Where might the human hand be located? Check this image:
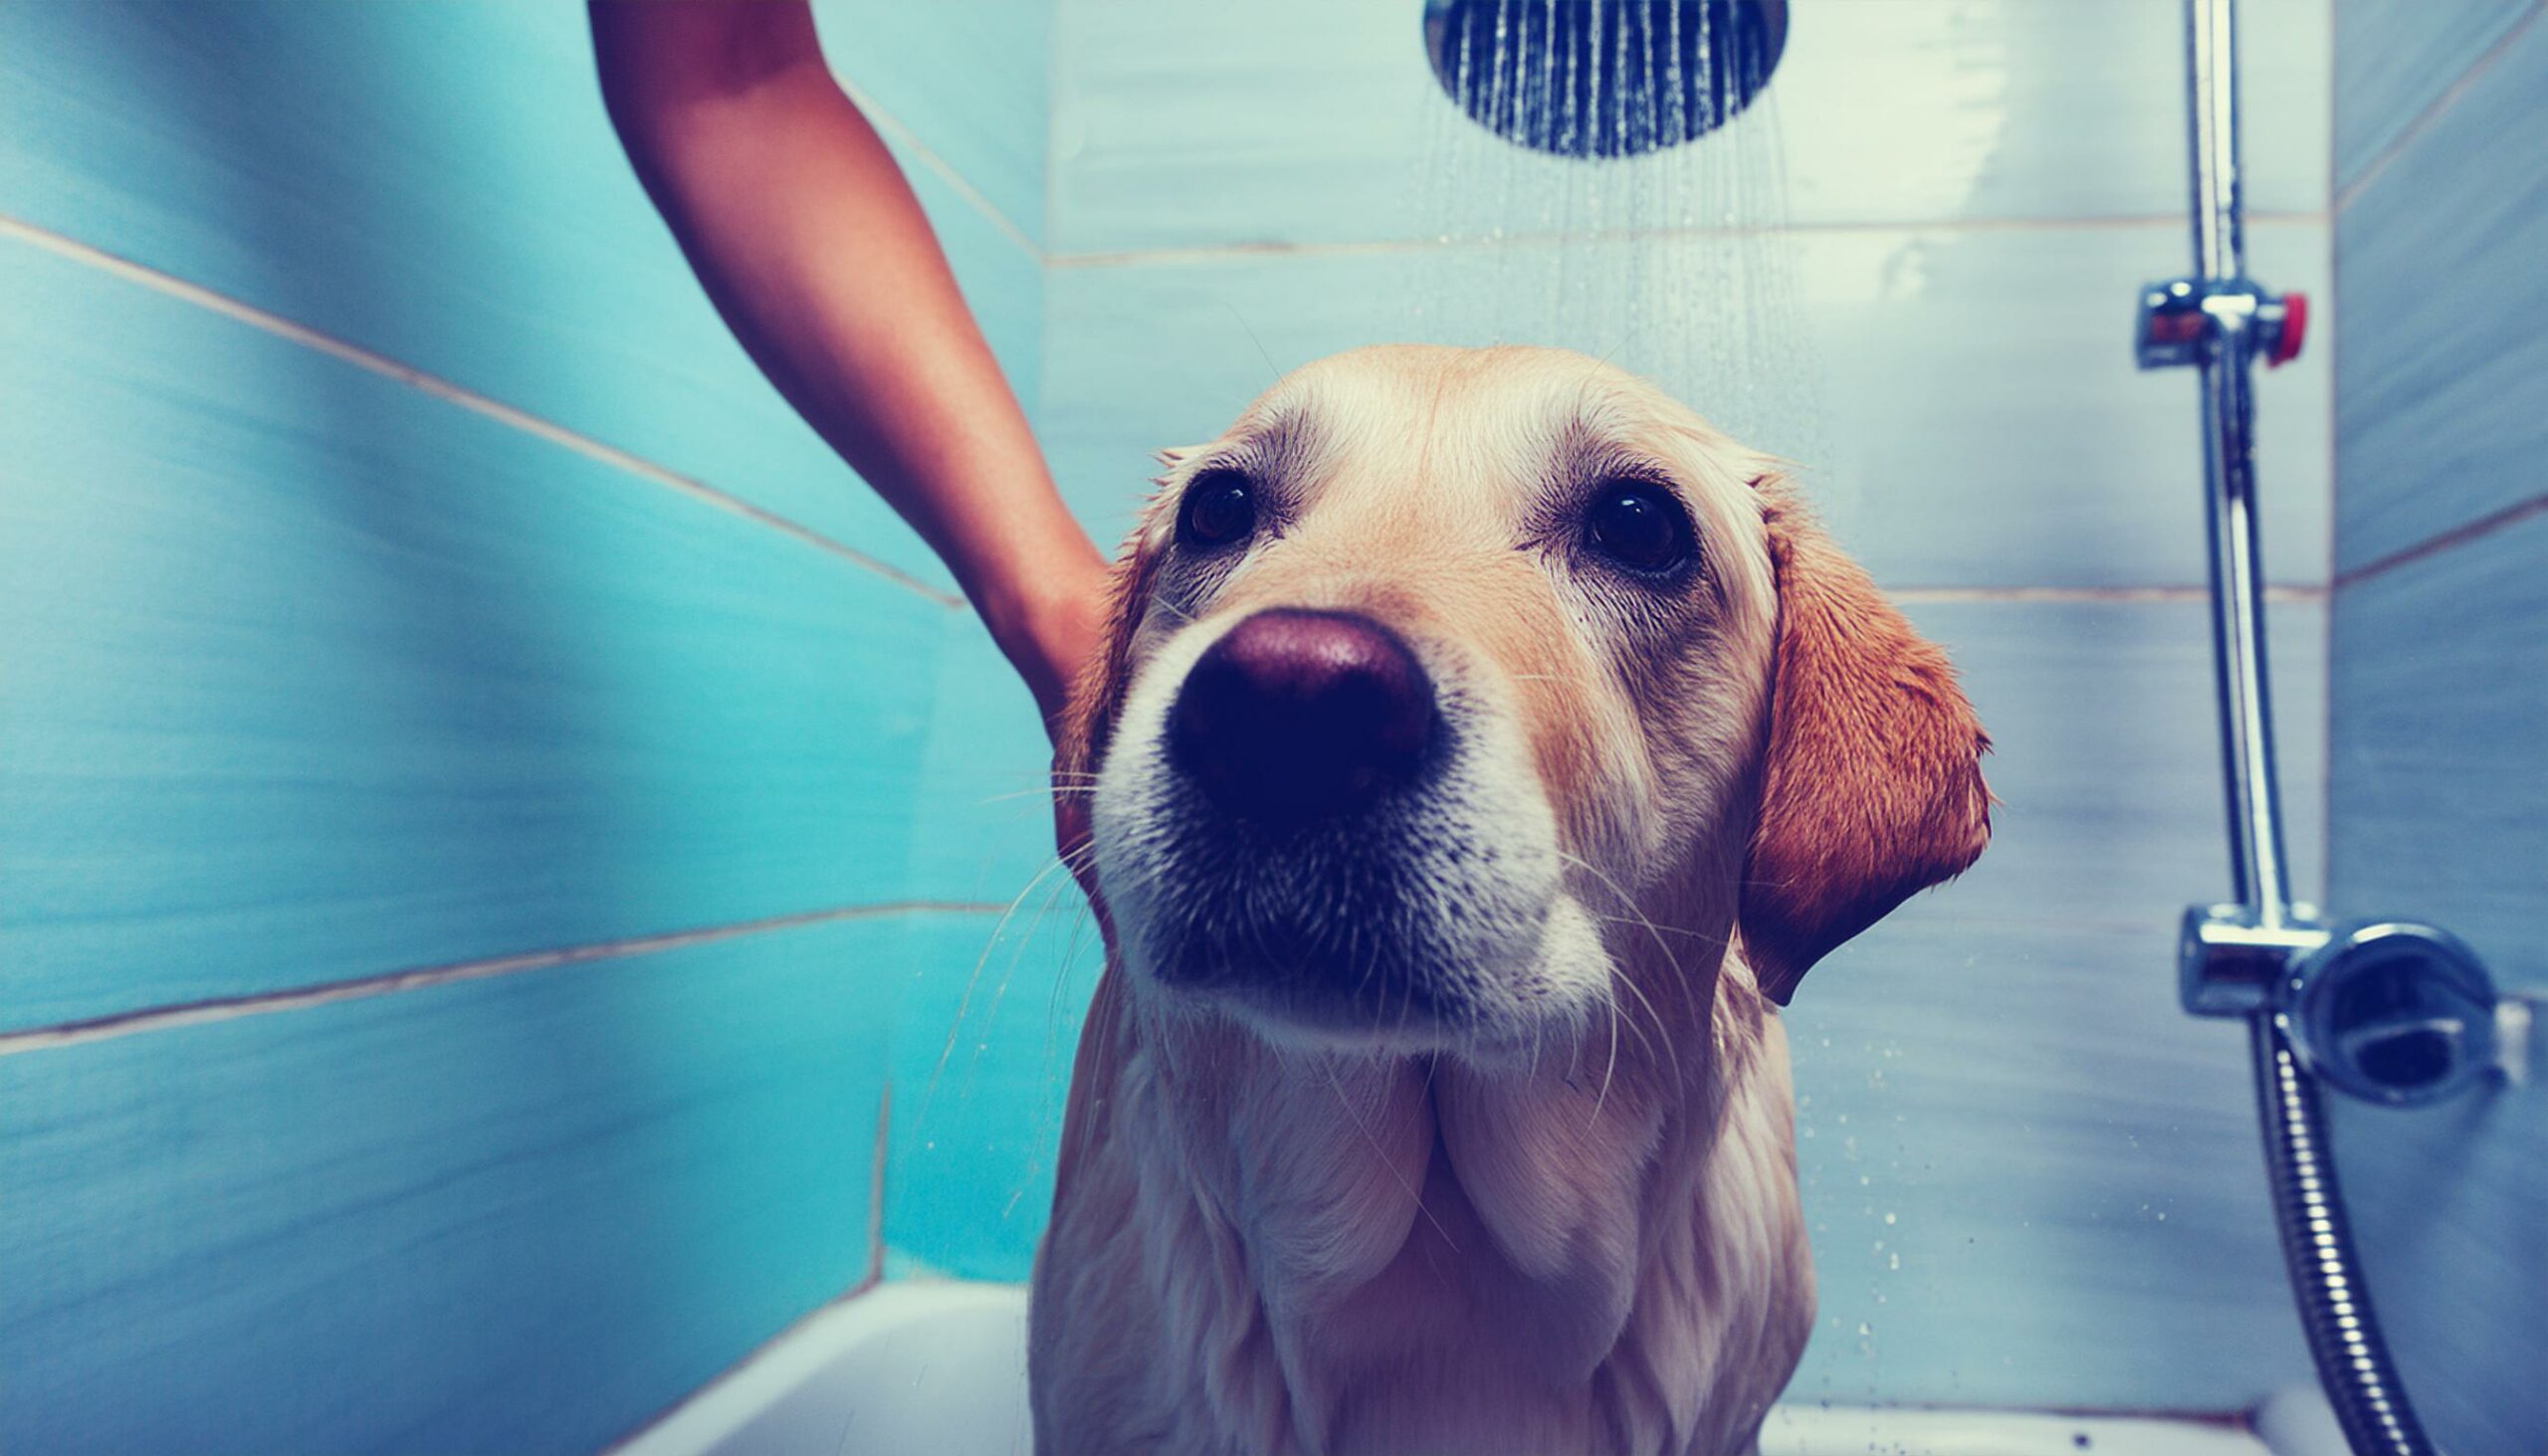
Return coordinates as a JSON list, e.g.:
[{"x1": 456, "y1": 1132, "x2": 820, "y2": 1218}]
[{"x1": 978, "y1": 557, "x2": 1109, "y2": 893}]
